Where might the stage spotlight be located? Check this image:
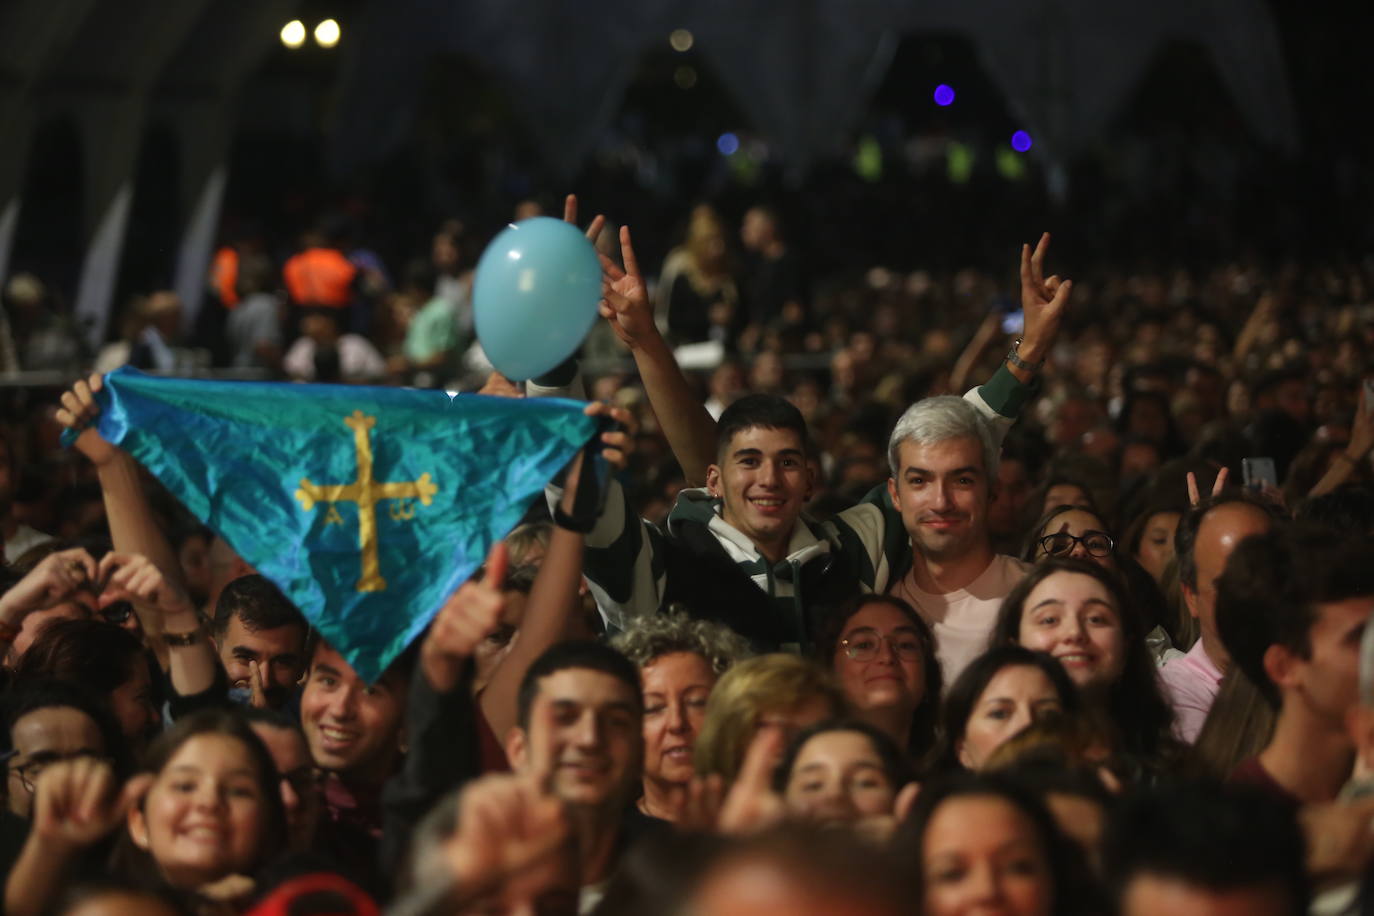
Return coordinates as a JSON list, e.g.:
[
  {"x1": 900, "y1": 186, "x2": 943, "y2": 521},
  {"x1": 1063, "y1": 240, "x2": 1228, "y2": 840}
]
[
  {"x1": 314, "y1": 19, "x2": 341, "y2": 48},
  {"x1": 280, "y1": 20, "x2": 306, "y2": 49},
  {"x1": 670, "y1": 29, "x2": 694, "y2": 52},
  {"x1": 1011, "y1": 130, "x2": 1033, "y2": 152},
  {"x1": 717, "y1": 132, "x2": 740, "y2": 155},
  {"x1": 933, "y1": 84, "x2": 955, "y2": 106}
]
